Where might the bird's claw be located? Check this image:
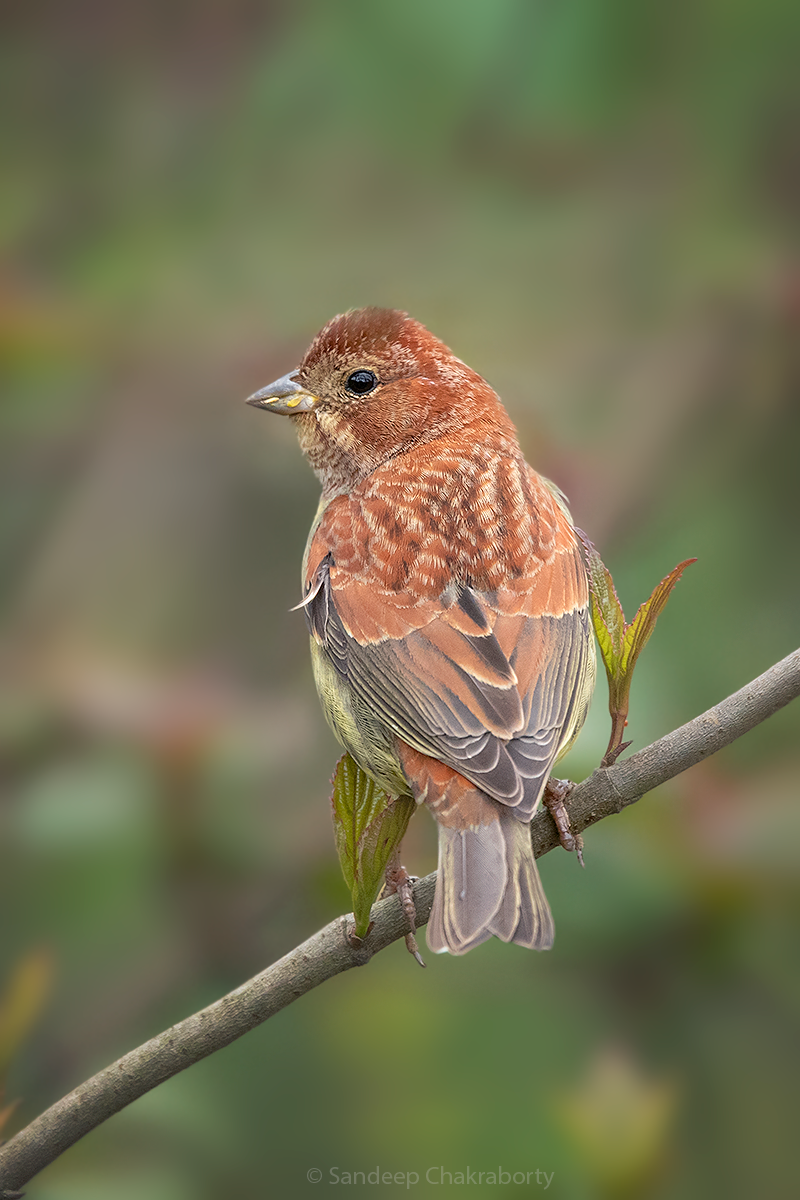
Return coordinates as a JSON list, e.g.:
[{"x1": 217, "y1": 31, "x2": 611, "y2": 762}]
[
  {"x1": 384, "y1": 859, "x2": 426, "y2": 967},
  {"x1": 543, "y1": 777, "x2": 585, "y2": 867}
]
